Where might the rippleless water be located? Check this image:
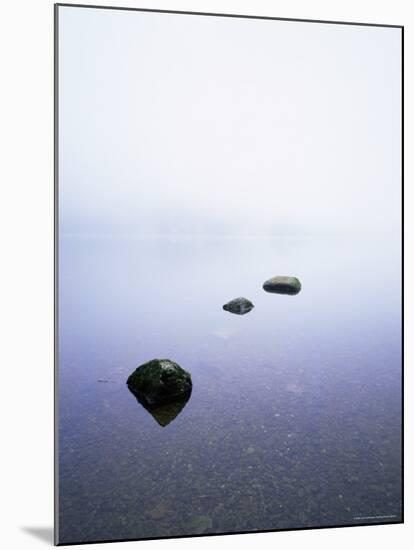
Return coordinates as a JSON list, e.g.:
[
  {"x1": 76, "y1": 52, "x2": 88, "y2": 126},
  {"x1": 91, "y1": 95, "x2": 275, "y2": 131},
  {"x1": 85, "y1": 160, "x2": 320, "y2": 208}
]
[{"x1": 58, "y1": 236, "x2": 402, "y2": 543}]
